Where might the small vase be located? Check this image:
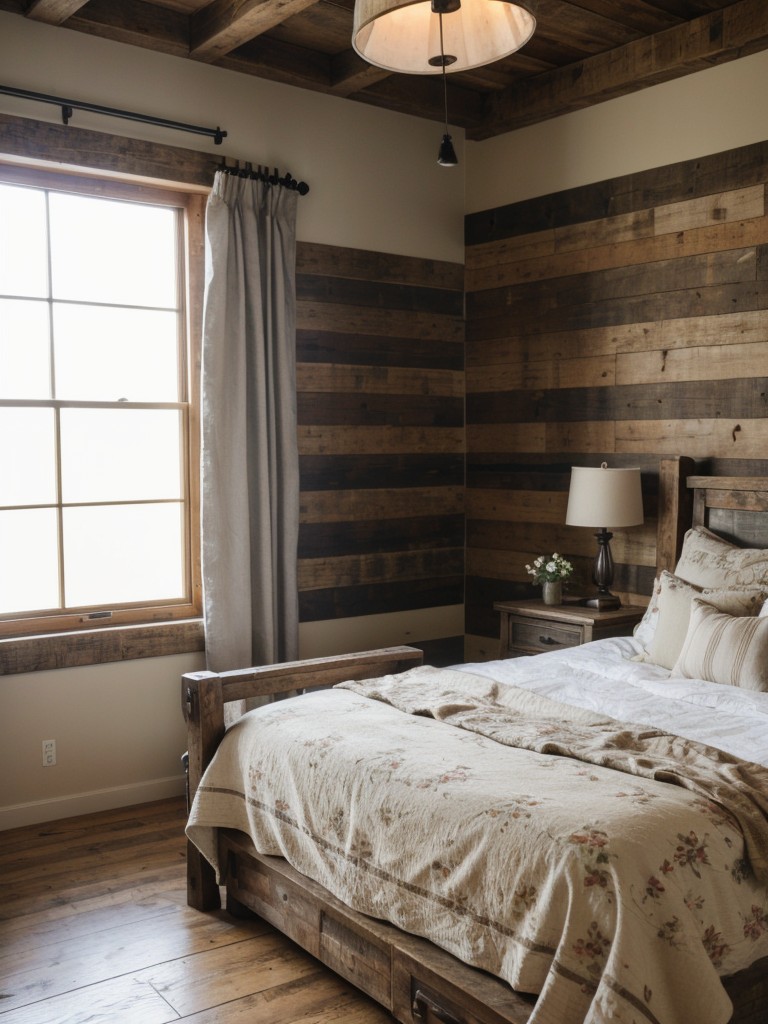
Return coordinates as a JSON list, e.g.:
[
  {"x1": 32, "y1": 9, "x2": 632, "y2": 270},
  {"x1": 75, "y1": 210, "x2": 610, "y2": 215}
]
[{"x1": 542, "y1": 581, "x2": 562, "y2": 606}]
